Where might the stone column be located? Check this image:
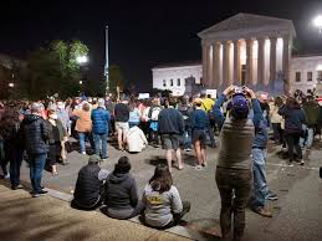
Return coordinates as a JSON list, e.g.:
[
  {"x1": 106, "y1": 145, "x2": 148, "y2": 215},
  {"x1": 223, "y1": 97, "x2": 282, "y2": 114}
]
[
  {"x1": 245, "y1": 38, "x2": 253, "y2": 86},
  {"x1": 282, "y1": 35, "x2": 291, "y2": 88},
  {"x1": 257, "y1": 37, "x2": 266, "y2": 87},
  {"x1": 233, "y1": 39, "x2": 241, "y2": 85},
  {"x1": 202, "y1": 44, "x2": 210, "y2": 86},
  {"x1": 269, "y1": 37, "x2": 277, "y2": 90},
  {"x1": 212, "y1": 41, "x2": 221, "y2": 89},
  {"x1": 222, "y1": 41, "x2": 231, "y2": 88}
]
